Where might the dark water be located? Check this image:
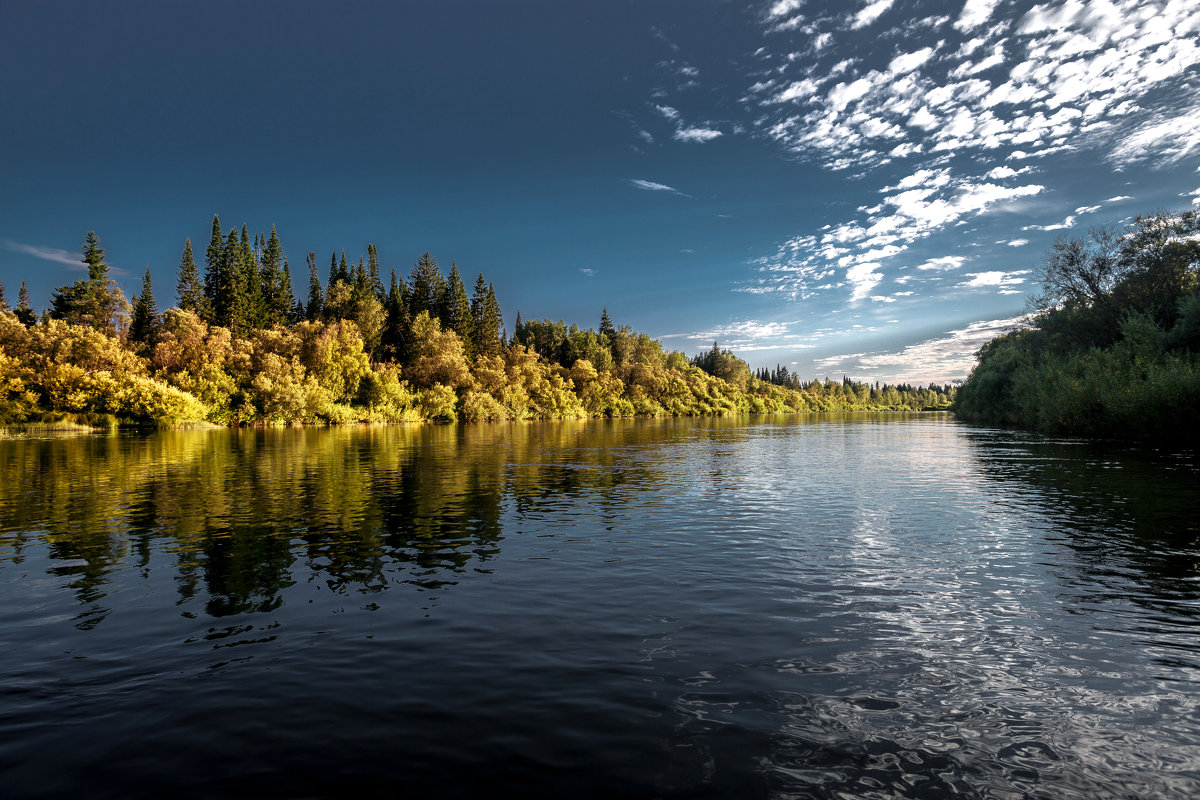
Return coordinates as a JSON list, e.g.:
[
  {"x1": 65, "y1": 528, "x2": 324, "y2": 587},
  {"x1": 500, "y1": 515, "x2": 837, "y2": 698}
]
[{"x1": 1, "y1": 414, "x2": 1198, "y2": 799}]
